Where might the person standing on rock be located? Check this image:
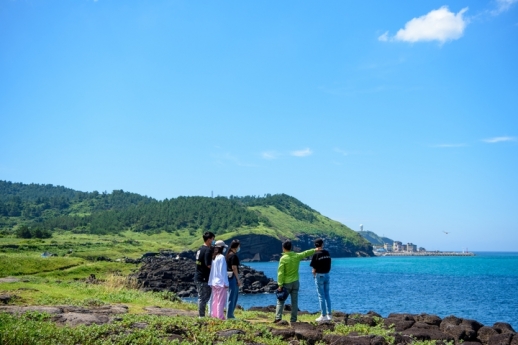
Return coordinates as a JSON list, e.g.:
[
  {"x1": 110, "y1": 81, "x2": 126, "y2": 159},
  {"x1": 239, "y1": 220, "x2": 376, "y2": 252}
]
[
  {"x1": 208, "y1": 240, "x2": 229, "y2": 320},
  {"x1": 310, "y1": 238, "x2": 332, "y2": 322},
  {"x1": 274, "y1": 240, "x2": 316, "y2": 323},
  {"x1": 225, "y1": 239, "x2": 242, "y2": 319},
  {"x1": 194, "y1": 231, "x2": 215, "y2": 317}
]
